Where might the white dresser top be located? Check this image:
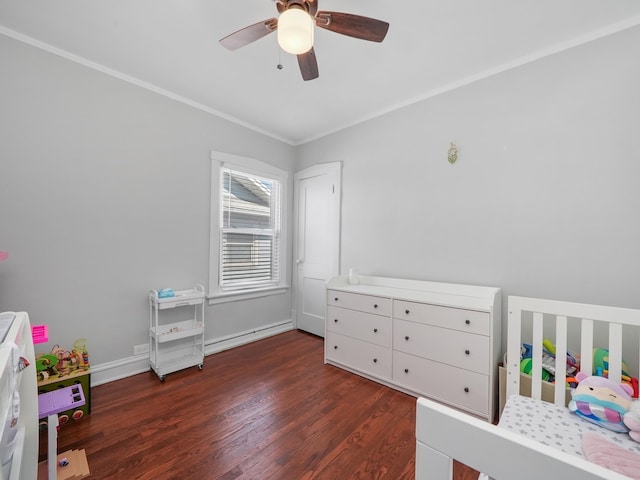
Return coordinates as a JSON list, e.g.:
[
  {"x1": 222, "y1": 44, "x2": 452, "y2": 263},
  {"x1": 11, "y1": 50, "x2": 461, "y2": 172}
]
[{"x1": 326, "y1": 275, "x2": 501, "y2": 312}]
